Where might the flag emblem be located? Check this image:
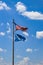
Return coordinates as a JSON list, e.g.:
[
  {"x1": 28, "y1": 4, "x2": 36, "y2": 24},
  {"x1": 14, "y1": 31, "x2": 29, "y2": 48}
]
[
  {"x1": 14, "y1": 22, "x2": 28, "y2": 31},
  {"x1": 15, "y1": 34, "x2": 26, "y2": 42}
]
